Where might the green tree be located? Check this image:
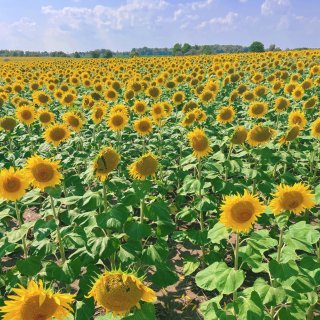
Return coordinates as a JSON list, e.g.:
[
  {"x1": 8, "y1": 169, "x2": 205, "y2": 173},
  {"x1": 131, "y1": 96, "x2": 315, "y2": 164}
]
[
  {"x1": 172, "y1": 43, "x2": 182, "y2": 56},
  {"x1": 74, "y1": 52, "x2": 81, "y2": 58},
  {"x1": 249, "y1": 41, "x2": 265, "y2": 52},
  {"x1": 182, "y1": 43, "x2": 192, "y2": 54},
  {"x1": 102, "y1": 50, "x2": 113, "y2": 58}
]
